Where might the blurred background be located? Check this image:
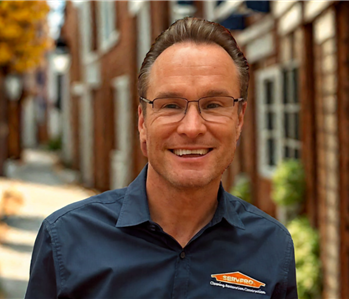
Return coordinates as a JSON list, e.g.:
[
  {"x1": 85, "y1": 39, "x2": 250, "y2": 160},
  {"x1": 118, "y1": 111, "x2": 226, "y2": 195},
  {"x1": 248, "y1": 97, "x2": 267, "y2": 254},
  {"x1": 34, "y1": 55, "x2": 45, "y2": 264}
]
[{"x1": 0, "y1": 1, "x2": 348, "y2": 298}]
